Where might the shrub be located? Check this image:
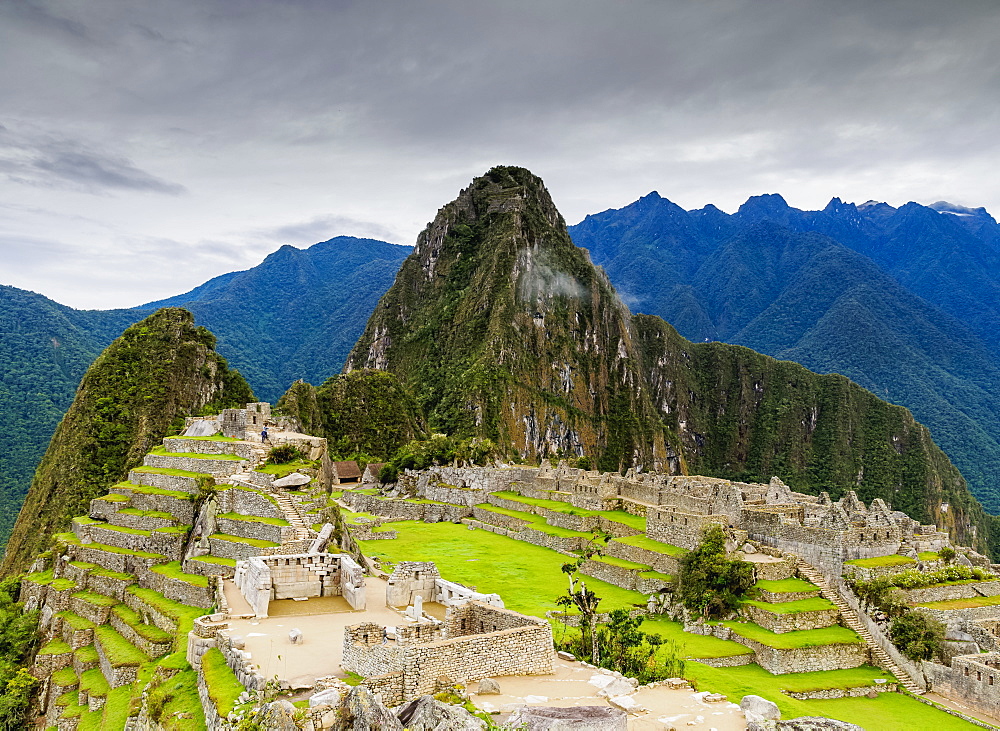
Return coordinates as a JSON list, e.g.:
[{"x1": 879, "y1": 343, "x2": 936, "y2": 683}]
[
  {"x1": 266, "y1": 444, "x2": 303, "y2": 465},
  {"x1": 890, "y1": 611, "x2": 945, "y2": 661},
  {"x1": 939, "y1": 546, "x2": 956, "y2": 565},
  {"x1": 678, "y1": 524, "x2": 754, "y2": 620}
]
